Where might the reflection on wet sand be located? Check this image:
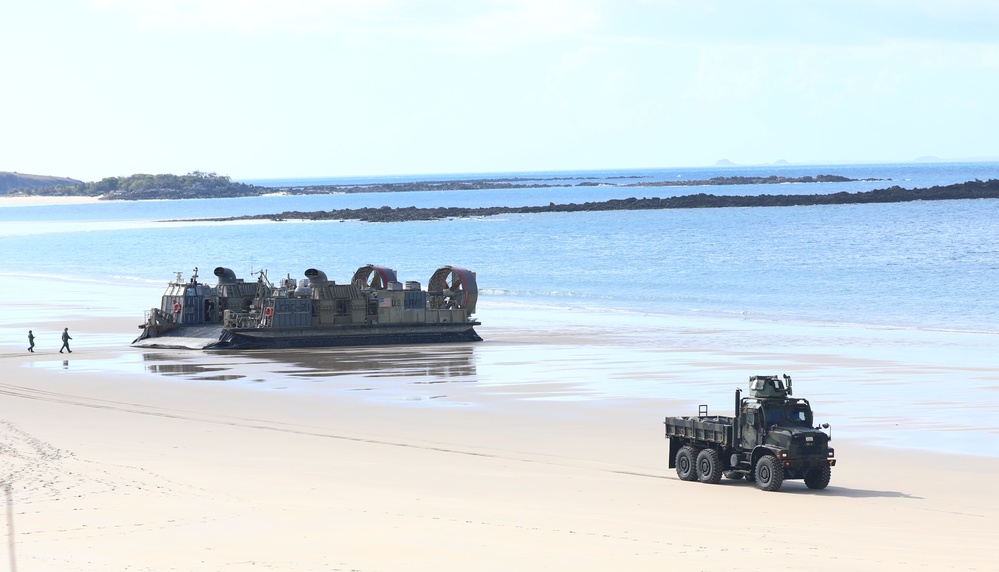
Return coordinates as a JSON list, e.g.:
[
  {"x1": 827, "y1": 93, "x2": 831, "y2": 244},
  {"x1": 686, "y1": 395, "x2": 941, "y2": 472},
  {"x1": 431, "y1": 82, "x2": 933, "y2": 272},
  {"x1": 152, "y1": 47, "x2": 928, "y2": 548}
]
[
  {"x1": 260, "y1": 346, "x2": 477, "y2": 380},
  {"x1": 140, "y1": 345, "x2": 477, "y2": 384},
  {"x1": 142, "y1": 359, "x2": 239, "y2": 379}
]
